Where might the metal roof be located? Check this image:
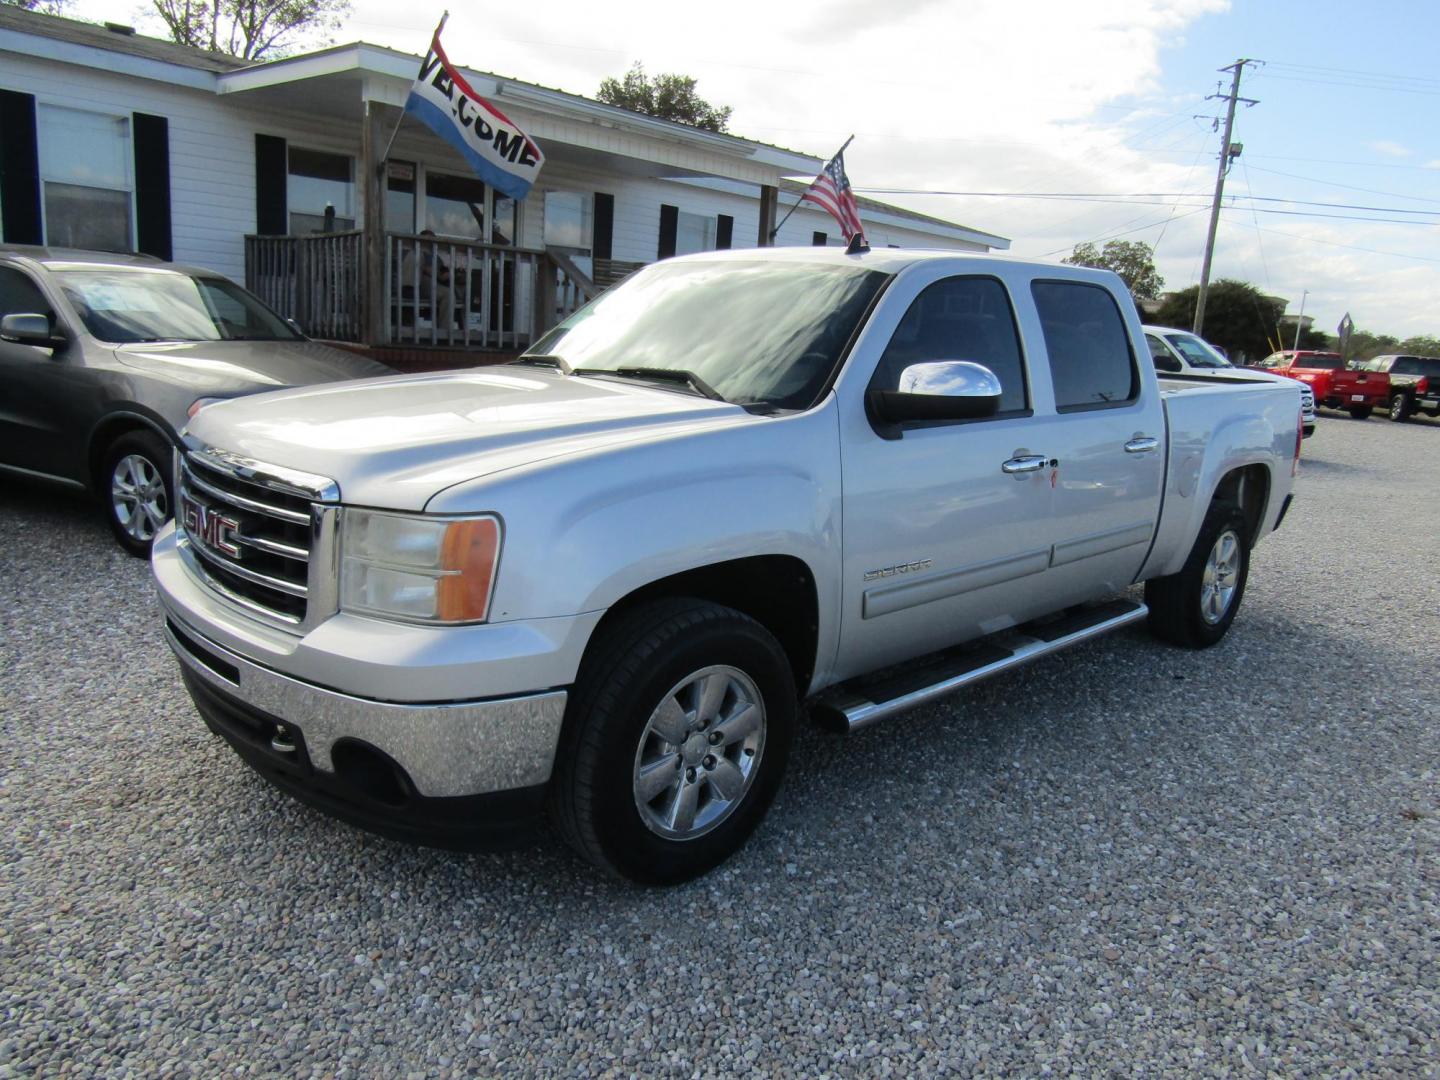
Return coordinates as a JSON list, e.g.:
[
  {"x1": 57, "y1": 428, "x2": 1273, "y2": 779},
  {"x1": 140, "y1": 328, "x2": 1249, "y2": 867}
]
[{"x1": 0, "y1": 6, "x2": 248, "y2": 72}]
